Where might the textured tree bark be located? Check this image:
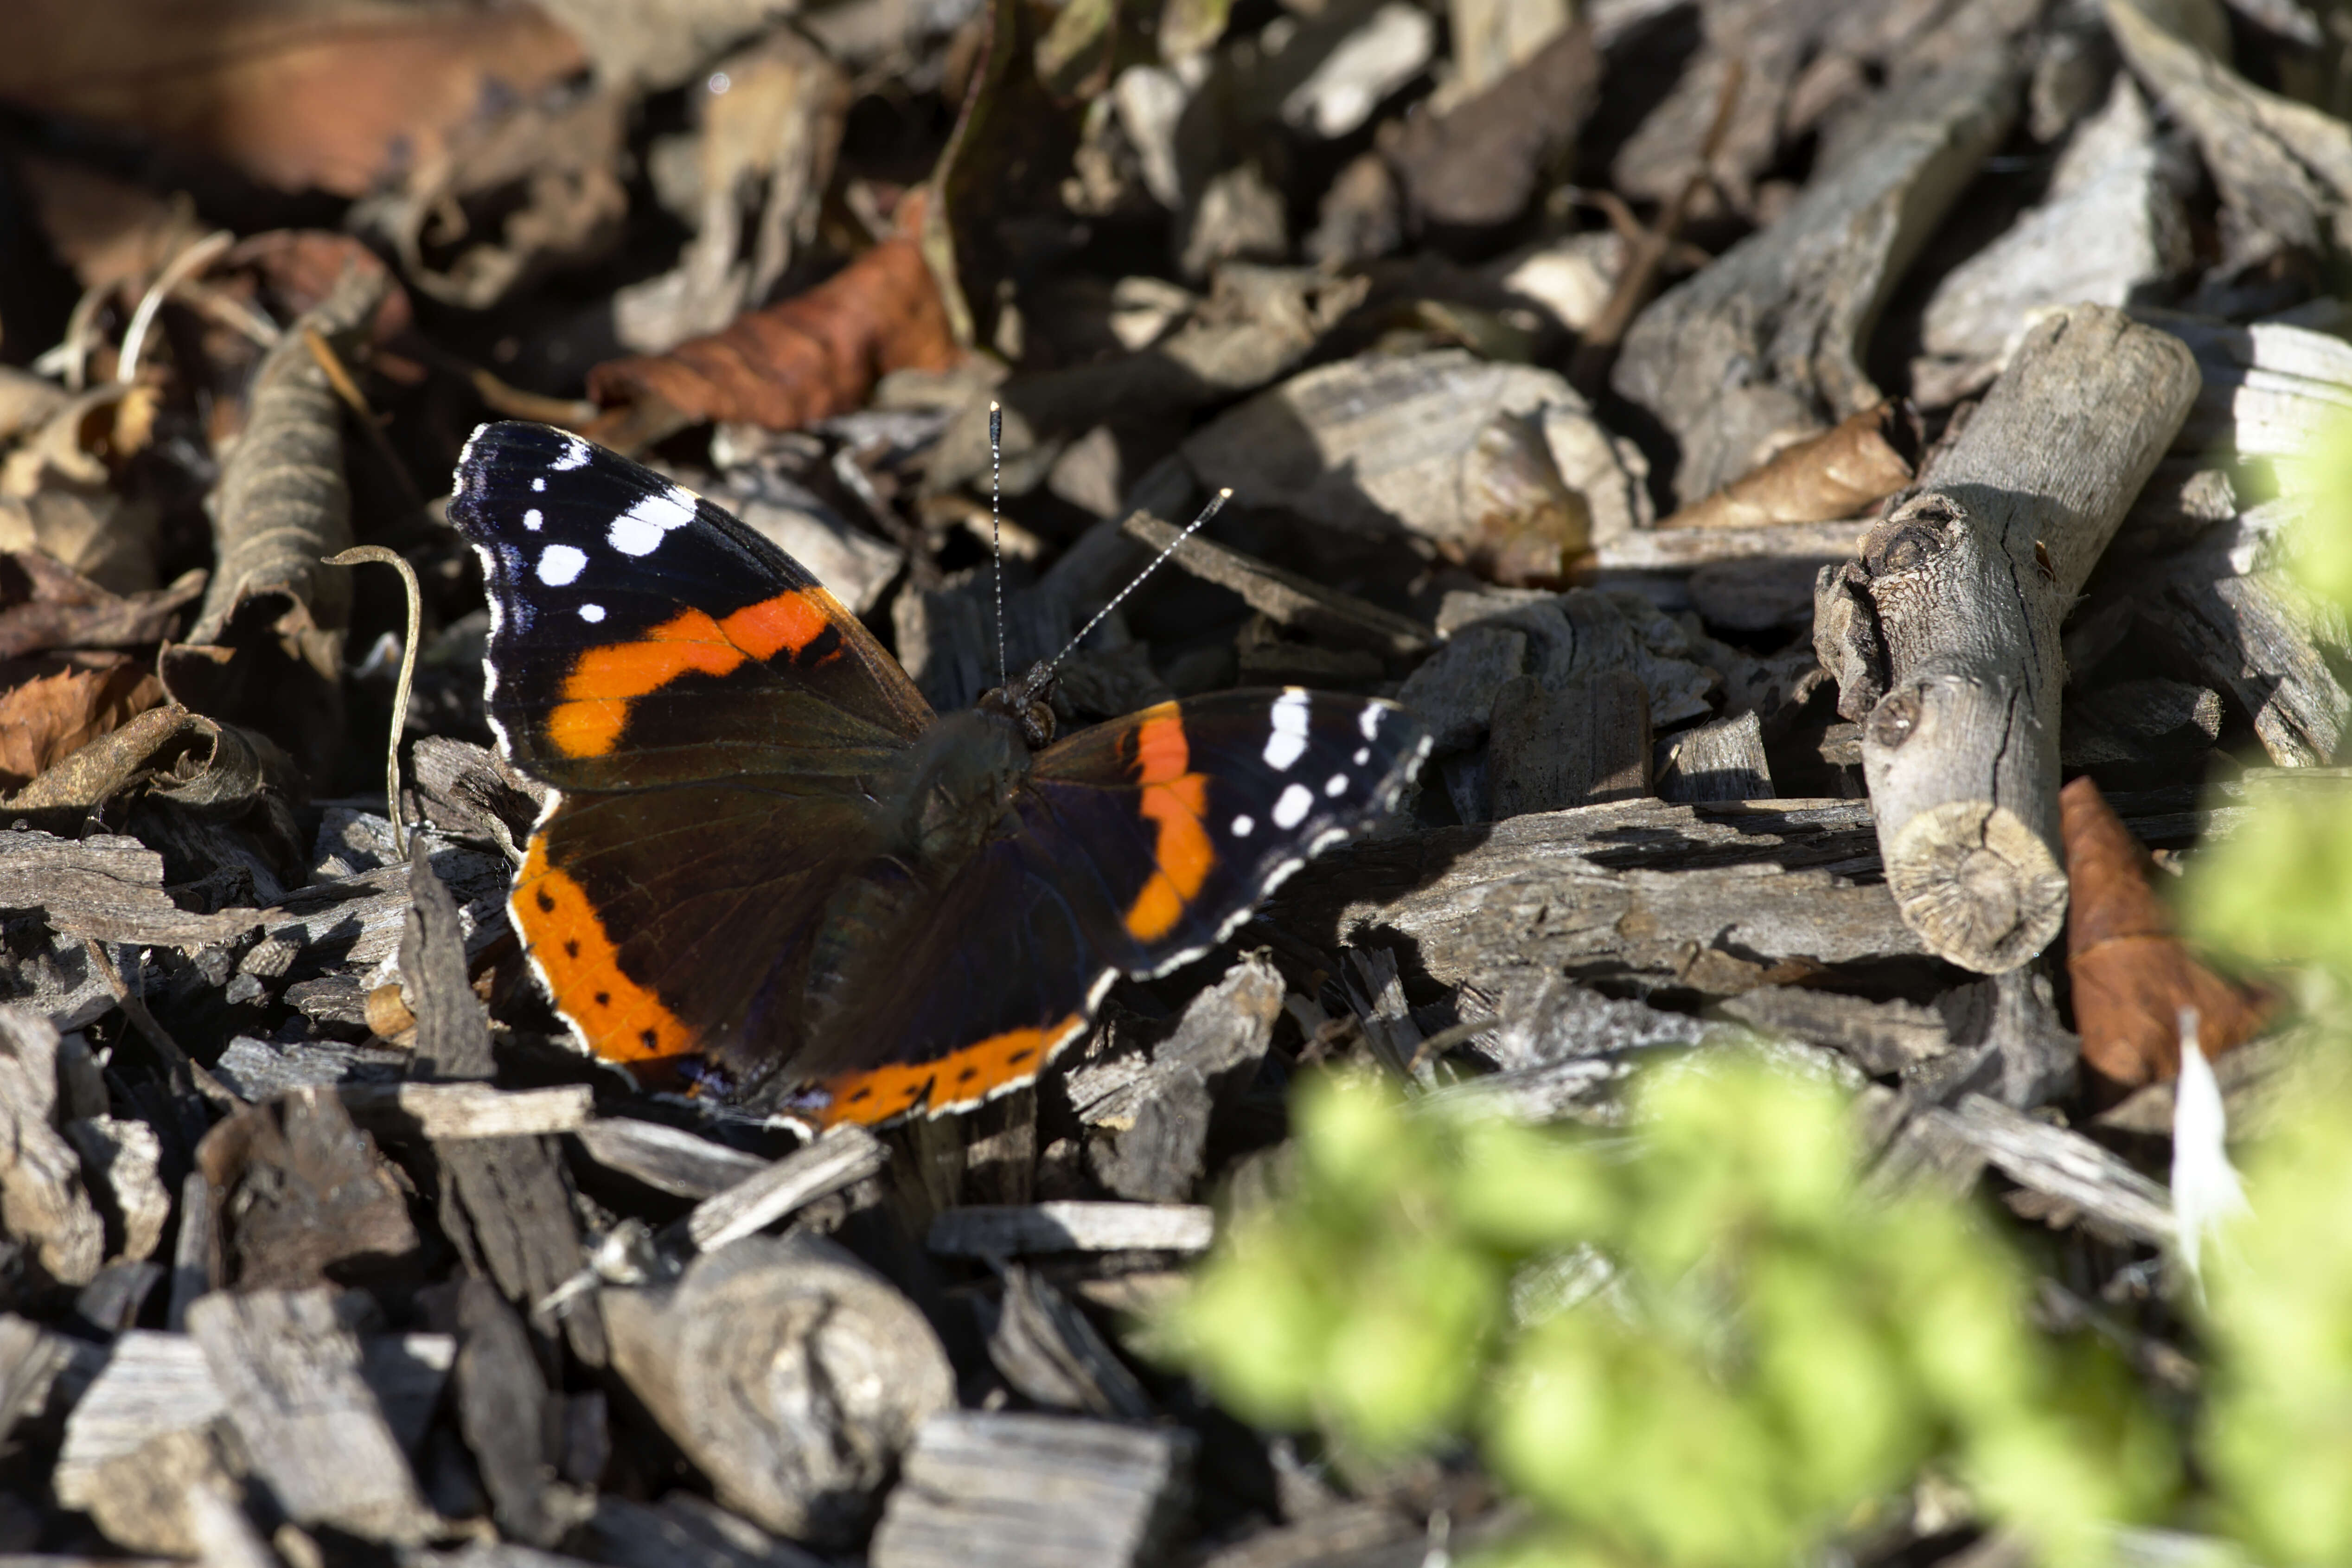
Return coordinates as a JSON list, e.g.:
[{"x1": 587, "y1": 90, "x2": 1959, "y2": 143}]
[{"x1": 1814, "y1": 306, "x2": 2199, "y2": 973}]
